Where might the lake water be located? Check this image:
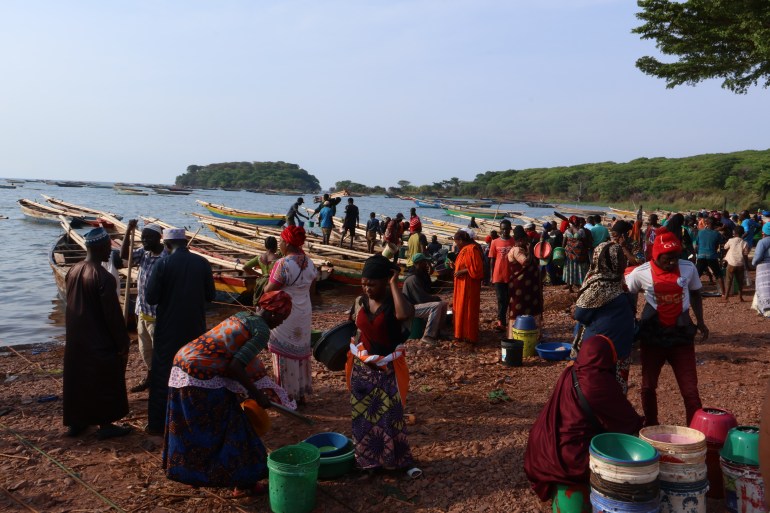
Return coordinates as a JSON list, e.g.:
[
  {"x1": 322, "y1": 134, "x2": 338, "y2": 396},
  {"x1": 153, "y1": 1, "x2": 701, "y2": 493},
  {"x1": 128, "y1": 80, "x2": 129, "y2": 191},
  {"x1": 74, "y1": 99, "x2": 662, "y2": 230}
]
[{"x1": 0, "y1": 182, "x2": 590, "y2": 347}]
